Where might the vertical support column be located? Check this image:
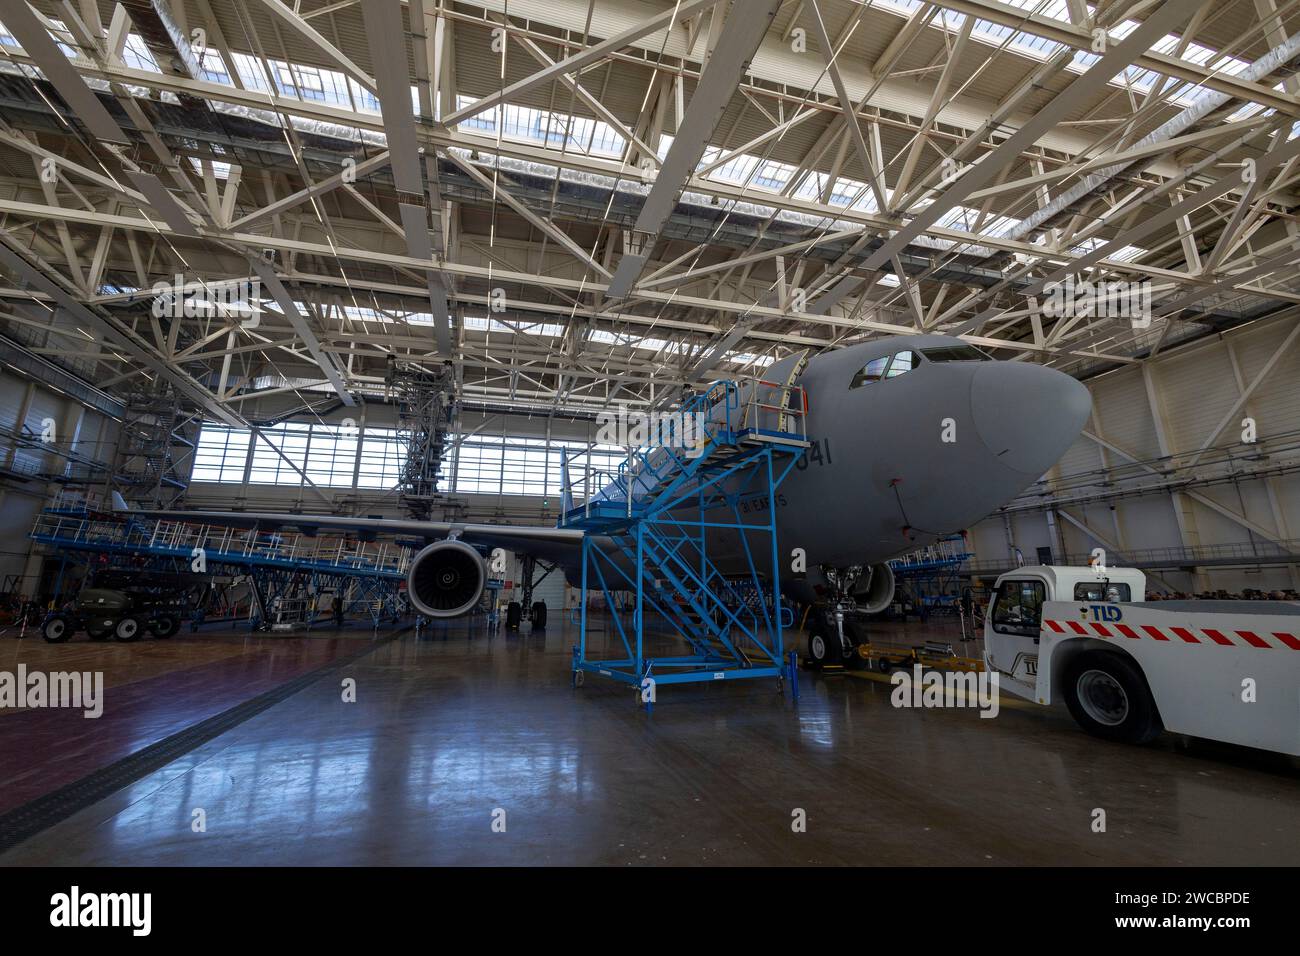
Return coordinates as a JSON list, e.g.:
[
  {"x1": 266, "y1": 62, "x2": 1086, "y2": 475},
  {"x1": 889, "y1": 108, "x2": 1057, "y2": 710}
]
[
  {"x1": 578, "y1": 534, "x2": 589, "y2": 667},
  {"x1": 635, "y1": 522, "x2": 644, "y2": 678},
  {"x1": 766, "y1": 449, "x2": 784, "y2": 660},
  {"x1": 699, "y1": 490, "x2": 707, "y2": 596}
]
